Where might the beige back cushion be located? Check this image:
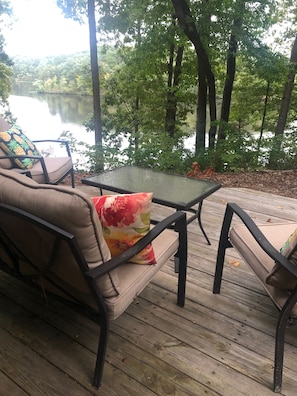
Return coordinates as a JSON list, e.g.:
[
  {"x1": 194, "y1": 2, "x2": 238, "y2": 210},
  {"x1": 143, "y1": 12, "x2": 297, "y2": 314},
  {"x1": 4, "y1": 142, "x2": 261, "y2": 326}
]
[
  {"x1": 0, "y1": 117, "x2": 13, "y2": 169},
  {"x1": 0, "y1": 169, "x2": 120, "y2": 299}
]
